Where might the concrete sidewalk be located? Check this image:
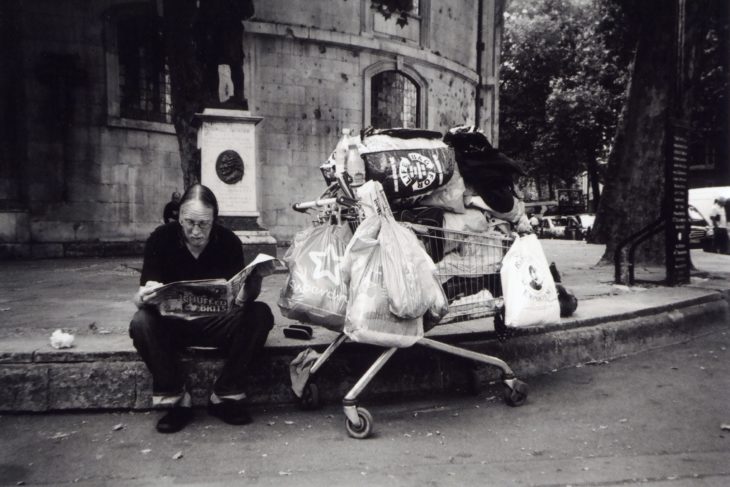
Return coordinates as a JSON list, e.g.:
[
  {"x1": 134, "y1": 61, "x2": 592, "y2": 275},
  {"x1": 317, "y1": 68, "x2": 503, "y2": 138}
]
[{"x1": 1, "y1": 241, "x2": 729, "y2": 412}]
